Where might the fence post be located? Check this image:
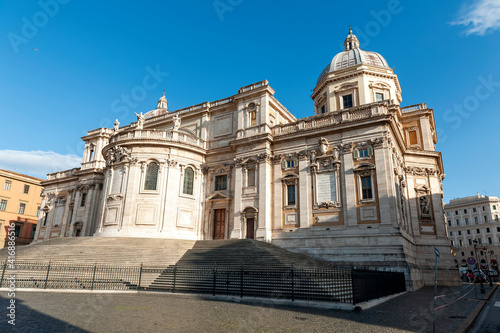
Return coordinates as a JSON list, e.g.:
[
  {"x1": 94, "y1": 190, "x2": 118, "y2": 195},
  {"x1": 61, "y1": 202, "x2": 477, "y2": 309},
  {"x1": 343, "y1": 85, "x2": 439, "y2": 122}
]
[
  {"x1": 351, "y1": 269, "x2": 356, "y2": 305},
  {"x1": 137, "y1": 263, "x2": 143, "y2": 291},
  {"x1": 213, "y1": 266, "x2": 217, "y2": 296},
  {"x1": 173, "y1": 264, "x2": 177, "y2": 293},
  {"x1": 0, "y1": 262, "x2": 7, "y2": 287},
  {"x1": 44, "y1": 262, "x2": 51, "y2": 289},
  {"x1": 291, "y1": 265, "x2": 295, "y2": 302},
  {"x1": 91, "y1": 264, "x2": 97, "y2": 290},
  {"x1": 240, "y1": 265, "x2": 243, "y2": 298}
]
